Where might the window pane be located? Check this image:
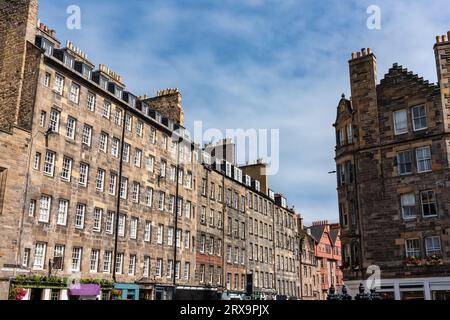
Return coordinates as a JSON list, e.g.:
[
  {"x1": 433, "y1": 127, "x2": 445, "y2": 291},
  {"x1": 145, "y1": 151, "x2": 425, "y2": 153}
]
[{"x1": 394, "y1": 110, "x2": 407, "y2": 135}]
